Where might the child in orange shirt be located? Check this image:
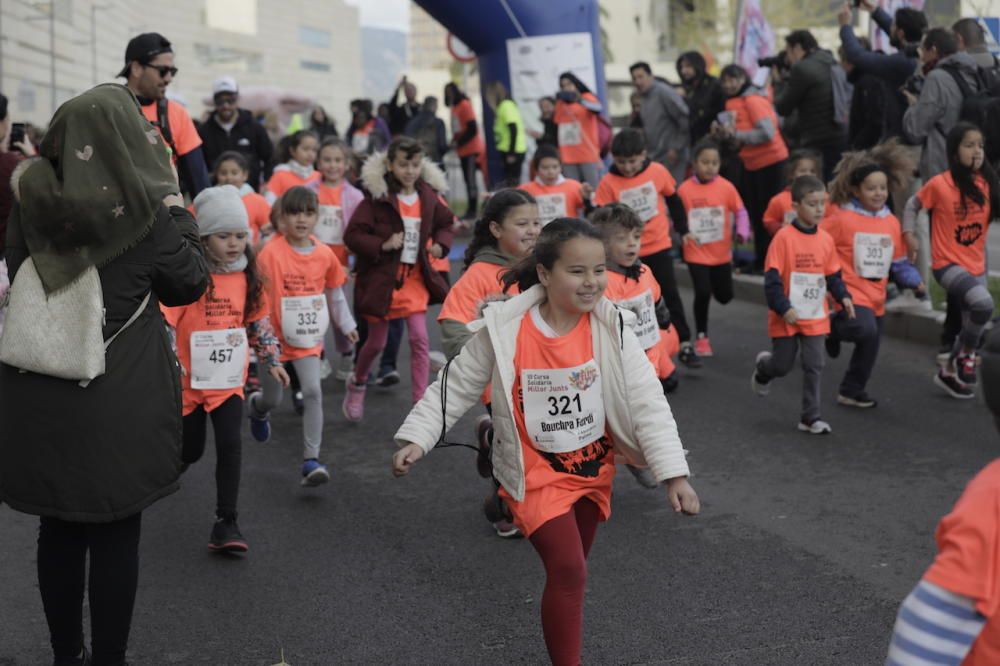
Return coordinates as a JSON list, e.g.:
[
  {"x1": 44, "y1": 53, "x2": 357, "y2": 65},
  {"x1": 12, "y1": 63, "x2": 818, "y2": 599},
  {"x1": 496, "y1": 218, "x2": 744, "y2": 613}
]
[
  {"x1": 595, "y1": 128, "x2": 700, "y2": 368},
  {"x1": 213, "y1": 151, "x2": 272, "y2": 246},
  {"x1": 822, "y1": 142, "x2": 921, "y2": 409},
  {"x1": 903, "y1": 123, "x2": 1000, "y2": 398},
  {"x1": 591, "y1": 203, "x2": 680, "y2": 395},
  {"x1": 751, "y1": 176, "x2": 854, "y2": 434},
  {"x1": 315, "y1": 137, "x2": 365, "y2": 380},
  {"x1": 264, "y1": 130, "x2": 320, "y2": 205},
  {"x1": 518, "y1": 145, "x2": 591, "y2": 225},
  {"x1": 392, "y1": 218, "x2": 699, "y2": 666},
  {"x1": 554, "y1": 72, "x2": 604, "y2": 187},
  {"x1": 162, "y1": 185, "x2": 290, "y2": 553},
  {"x1": 677, "y1": 139, "x2": 748, "y2": 356},
  {"x1": 763, "y1": 150, "x2": 822, "y2": 237},
  {"x1": 439, "y1": 188, "x2": 540, "y2": 538},
  {"x1": 342, "y1": 137, "x2": 454, "y2": 419},
  {"x1": 249, "y1": 186, "x2": 358, "y2": 486}
]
